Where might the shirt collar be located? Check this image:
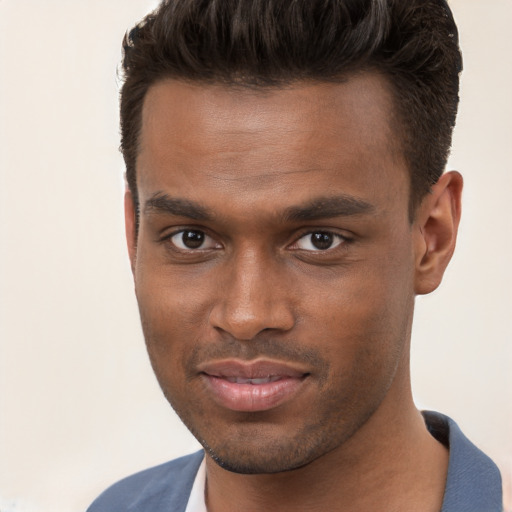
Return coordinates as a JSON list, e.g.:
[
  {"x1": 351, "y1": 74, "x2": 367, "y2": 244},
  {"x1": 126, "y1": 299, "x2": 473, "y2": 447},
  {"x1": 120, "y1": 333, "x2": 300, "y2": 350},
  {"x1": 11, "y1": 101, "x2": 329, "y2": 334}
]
[{"x1": 184, "y1": 412, "x2": 503, "y2": 512}]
